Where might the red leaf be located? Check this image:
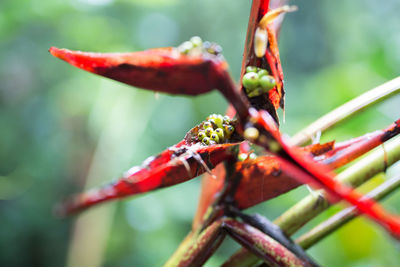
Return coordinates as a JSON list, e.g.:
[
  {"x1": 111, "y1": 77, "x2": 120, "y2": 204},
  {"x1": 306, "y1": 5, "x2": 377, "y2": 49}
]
[
  {"x1": 240, "y1": 0, "x2": 286, "y2": 120},
  {"x1": 251, "y1": 108, "x2": 400, "y2": 239},
  {"x1": 234, "y1": 156, "x2": 302, "y2": 210},
  {"x1": 322, "y1": 119, "x2": 400, "y2": 168},
  {"x1": 49, "y1": 47, "x2": 229, "y2": 96},
  {"x1": 50, "y1": 46, "x2": 251, "y2": 122},
  {"x1": 58, "y1": 138, "x2": 239, "y2": 216}
]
